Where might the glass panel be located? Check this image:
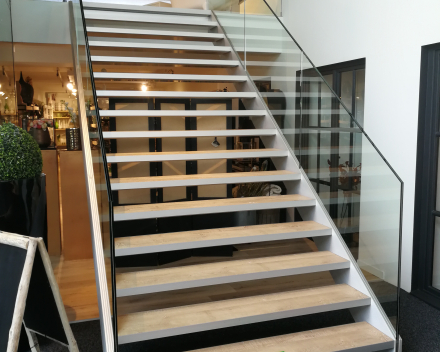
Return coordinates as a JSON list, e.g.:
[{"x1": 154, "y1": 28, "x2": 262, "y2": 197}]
[
  {"x1": 433, "y1": 217, "x2": 440, "y2": 290},
  {"x1": 70, "y1": 0, "x2": 115, "y2": 345},
  {"x1": 214, "y1": 0, "x2": 402, "y2": 337},
  {"x1": 0, "y1": 0, "x2": 17, "y2": 124}
]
